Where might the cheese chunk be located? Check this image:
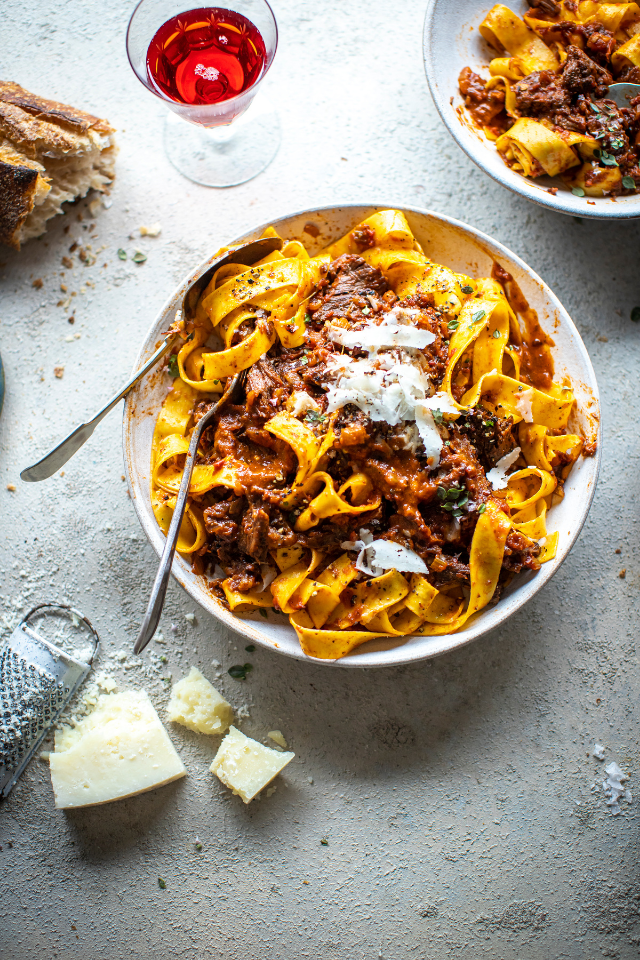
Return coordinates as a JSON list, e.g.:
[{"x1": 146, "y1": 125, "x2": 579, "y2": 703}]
[
  {"x1": 167, "y1": 666, "x2": 233, "y2": 735},
  {"x1": 49, "y1": 690, "x2": 186, "y2": 809},
  {"x1": 210, "y1": 726, "x2": 294, "y2": 803}
]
